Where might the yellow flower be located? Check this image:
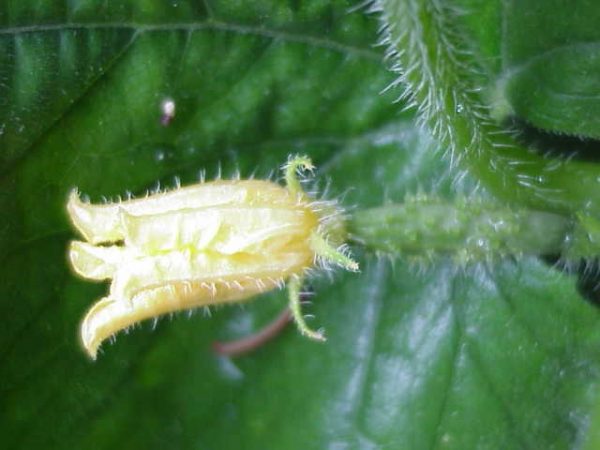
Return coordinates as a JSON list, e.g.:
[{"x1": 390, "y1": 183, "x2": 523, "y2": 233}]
[{"x1": 67, "y1": 156, "x2": 358, "y2": 359}]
